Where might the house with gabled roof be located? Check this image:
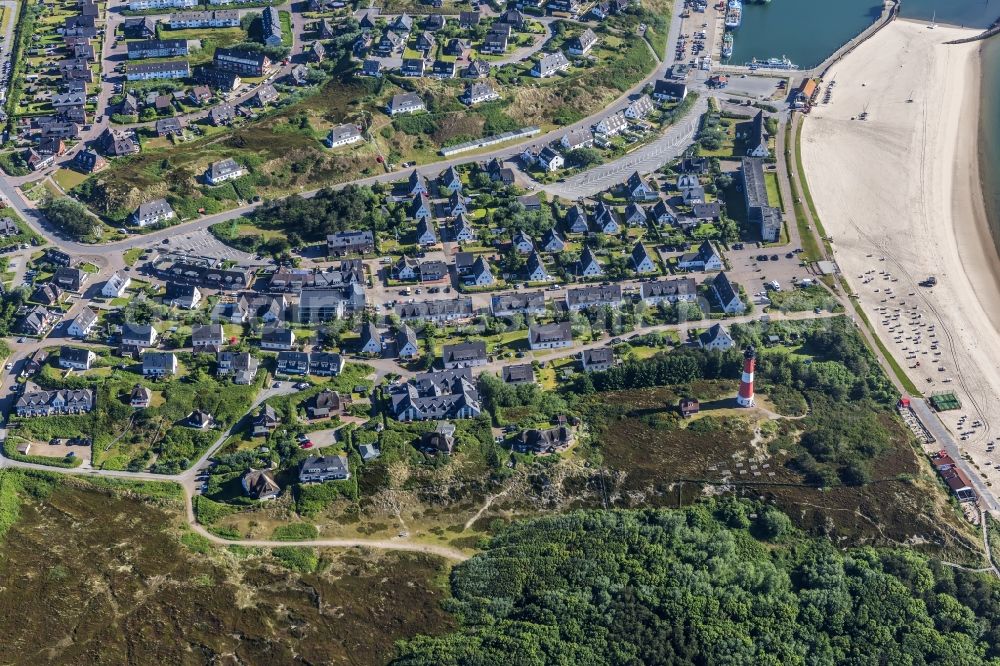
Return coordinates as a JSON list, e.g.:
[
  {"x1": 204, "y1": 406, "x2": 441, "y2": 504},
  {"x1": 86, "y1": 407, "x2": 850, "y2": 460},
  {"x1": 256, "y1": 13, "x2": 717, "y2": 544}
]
[
  {"x1": 626, "y1": 171, "x2": 659, "y2": 202},
  {"x1": 396, "y1": 324, "x2": 420, "y2": 359},
  {"x1": 442, "y1": 341, "x2": 487, "y2": 369},
  {"x1": 631, "y1": 242, "x2": 657, "y2": 274},
  {"x1": 711, "y1": 272, "x2": 745, "y2": 314},
  {"x1": 359, "y1": 322, "x2": 382, "y2": 355},
  {"x1": 531, "y1": 51, "x2": 570, "y2": 78},
  {"x1": 625, "y1": 95, "x2": 655, "y2": 120},
  {"x1": 67, "y1": 308, "x2": 97, "y2": 338},
  {"x1": 415, "y1": 218, "x2": 437, "y2": 246},
  {"x1": 541, "y1": 228, "x2": 565, "y2": 253},
  {"x1": 565, "y1": 204, "x2": 589, "y2": 233},
  {"x1": 699, "y1": 323, "x2": 735, "y2": 351},
  {"x1": 452, "y1": 213, "x2": 475, "y2": 242},
  {"x1": 595, "y1": 113, "x2": 627, "y2": 138},
  {"x1": 641, "y1": 277, "x2": 698, "y2": 305},
  {"x1": 409, "y1": 192, "x2": 433, "y2": 220},
  {"x1": 525, "y1": 251, "x2": 550, "y2": 282},
  {"x1": 592, "y1": 202, "x2": 620, "y2": 234},
  {"x1": 623, "y1": 203, "x2": 648, "y2": 227},
  {"x1": 677, "y1": 240, "x2": 724, "y2": 271},
  {"x1": 528, "y1": 322, "x2": 573, "y2": 350},
  {"x1": 566, "y1": 284, "x2": 621, "y2": 310},
  {"x1": 576, "y1": 247, "x2": 603, "y2": 278},
  {"x1": 568, "y1": 28, "x2": 598, "y2": 56}
]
